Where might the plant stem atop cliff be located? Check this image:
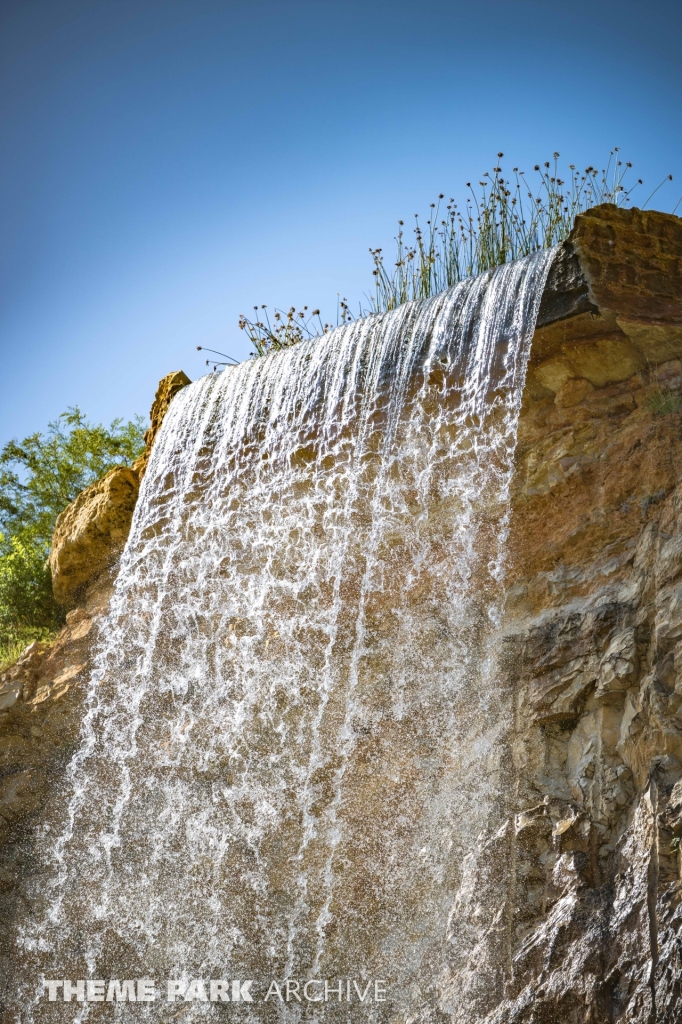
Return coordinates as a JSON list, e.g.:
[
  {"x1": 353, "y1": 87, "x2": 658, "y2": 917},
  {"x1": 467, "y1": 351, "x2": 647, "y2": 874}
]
[
  {"x1": 238, "y1": 150, "x2": 673, "y2": 357},
  {"x1": 367, "y1": 151, "x2": 646, "y2": 312}
]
